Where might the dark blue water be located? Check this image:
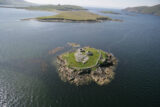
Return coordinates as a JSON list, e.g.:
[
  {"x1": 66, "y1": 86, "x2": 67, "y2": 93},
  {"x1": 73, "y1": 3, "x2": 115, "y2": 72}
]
[{"x1": 0, "y1": 7, "x2": 160, "y2": 107}]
